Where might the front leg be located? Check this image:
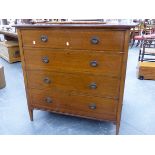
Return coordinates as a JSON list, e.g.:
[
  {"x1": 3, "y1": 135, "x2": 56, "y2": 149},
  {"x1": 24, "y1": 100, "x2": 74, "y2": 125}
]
[{"x1": 28, "y1": 107, "x2": 33, "y2": 121}]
